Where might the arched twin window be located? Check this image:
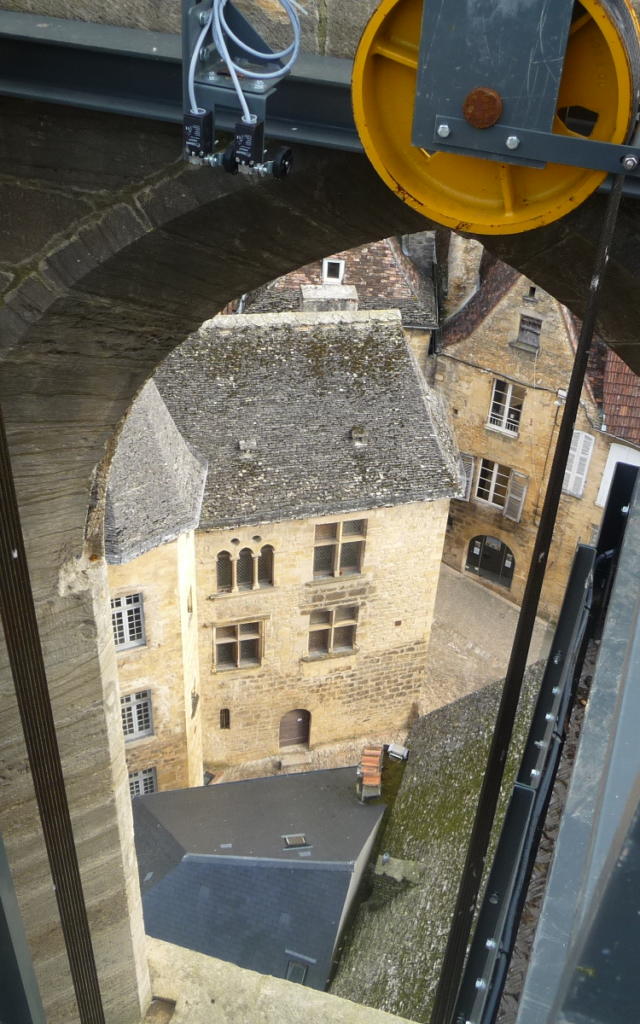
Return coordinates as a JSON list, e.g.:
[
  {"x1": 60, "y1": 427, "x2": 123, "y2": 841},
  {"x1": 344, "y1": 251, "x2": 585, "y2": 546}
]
[{"x1": 216, "y1": 545, "x2": 274, "y2": 593}]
